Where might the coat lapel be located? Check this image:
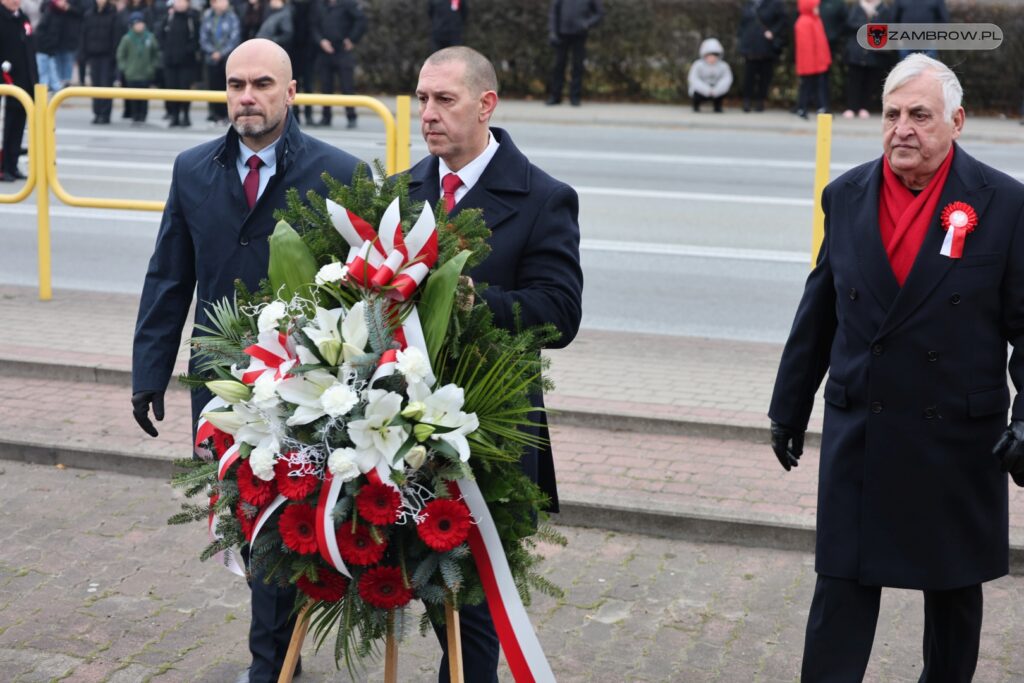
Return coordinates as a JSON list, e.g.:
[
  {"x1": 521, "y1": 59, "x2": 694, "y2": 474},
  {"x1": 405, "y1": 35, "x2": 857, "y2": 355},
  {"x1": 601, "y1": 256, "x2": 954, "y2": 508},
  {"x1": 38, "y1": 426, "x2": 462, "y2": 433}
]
[
  {"x1": 875, "y1": 145, "x2": 994, "y2": 339},
  {"x1": 848, "y1": 158, "x2": 900, "y2": 311}
]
